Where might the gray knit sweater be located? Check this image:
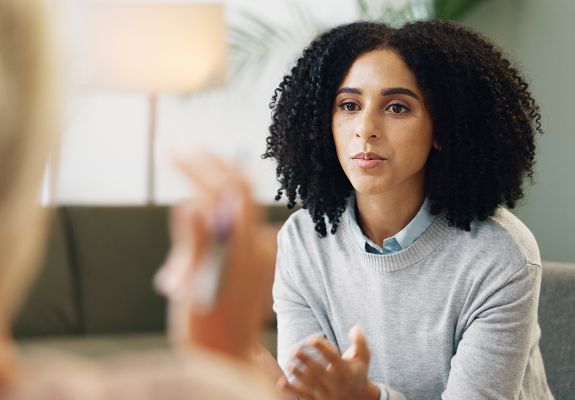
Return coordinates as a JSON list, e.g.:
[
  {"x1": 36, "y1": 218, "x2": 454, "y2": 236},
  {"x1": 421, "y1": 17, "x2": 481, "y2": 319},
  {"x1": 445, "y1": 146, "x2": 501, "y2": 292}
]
[{"x1": 273, "y1": 207, "x2": 554, "y2": 399}]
